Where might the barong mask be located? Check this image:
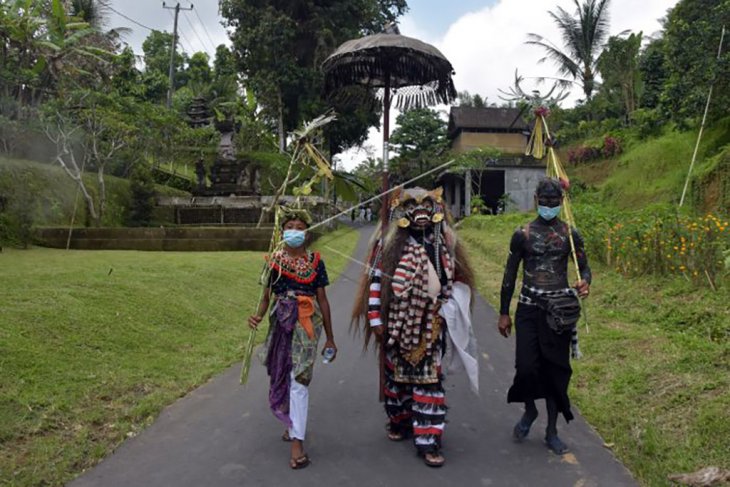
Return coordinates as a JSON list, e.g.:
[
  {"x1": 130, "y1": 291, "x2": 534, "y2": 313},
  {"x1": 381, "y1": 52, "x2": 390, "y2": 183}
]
[{"x1": 390, "y1": 187, "x2": 445, "y2": 229}]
